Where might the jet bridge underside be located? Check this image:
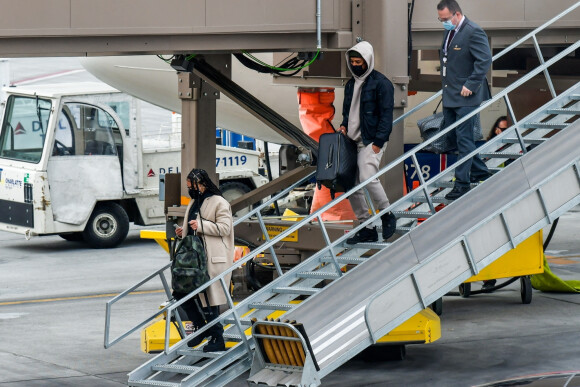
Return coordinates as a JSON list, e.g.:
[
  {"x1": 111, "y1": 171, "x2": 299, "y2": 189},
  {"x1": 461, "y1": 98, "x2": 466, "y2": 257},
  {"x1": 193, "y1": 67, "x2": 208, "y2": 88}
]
[{"x1": 0, "y1": 0, "x2": 579, "y2": 57}]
